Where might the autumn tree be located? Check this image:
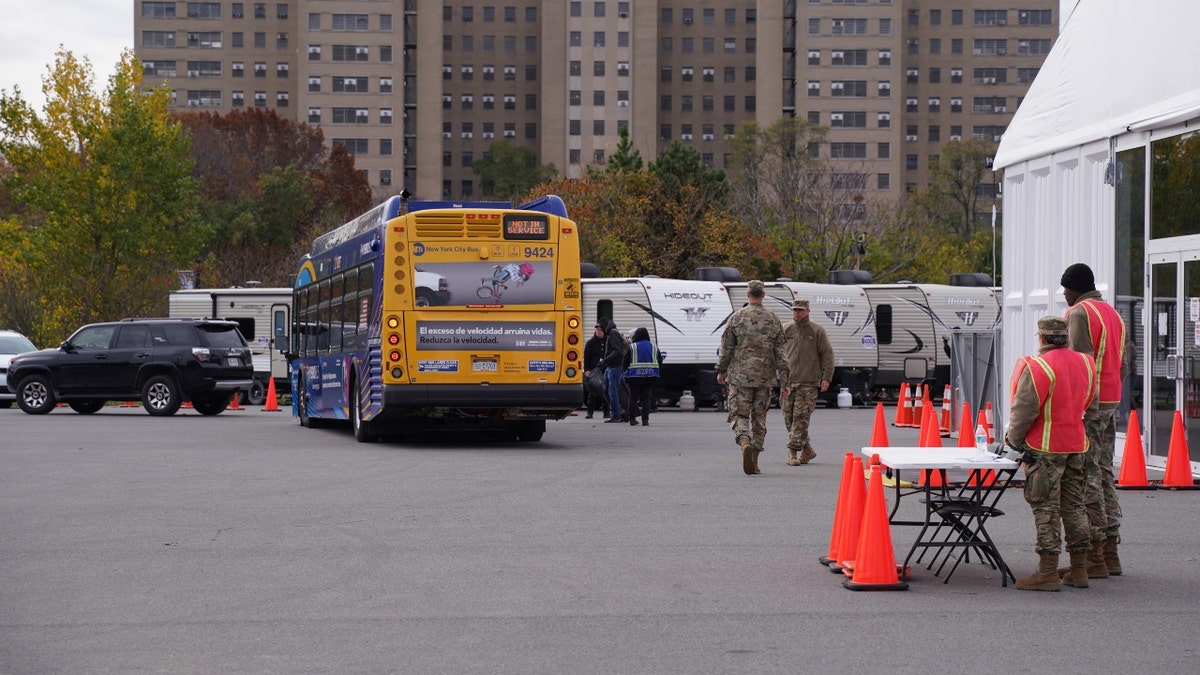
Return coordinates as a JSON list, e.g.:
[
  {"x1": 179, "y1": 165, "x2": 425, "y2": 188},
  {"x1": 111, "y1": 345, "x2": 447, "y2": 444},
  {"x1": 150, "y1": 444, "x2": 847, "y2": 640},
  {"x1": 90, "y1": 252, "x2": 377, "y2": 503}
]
[
  {"x1": 725, "y1": 116, "x2": 892, "y2": 282},
  {"x1": 473, "y1": 140, "x2": 558, "y2": 202},
  {"x1": 0, "y1": 49, "x2": 204, "y2": 344},
  {"x1": 175, "y1": 108, "x2": 371, "y2": 287}
]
